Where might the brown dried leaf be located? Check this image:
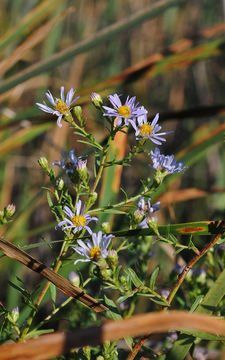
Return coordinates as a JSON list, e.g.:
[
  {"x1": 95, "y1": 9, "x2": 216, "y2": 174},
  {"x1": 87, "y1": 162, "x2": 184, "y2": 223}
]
[{"x1": 0, "y1": 237, "x2": 107, "y2": 313}]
